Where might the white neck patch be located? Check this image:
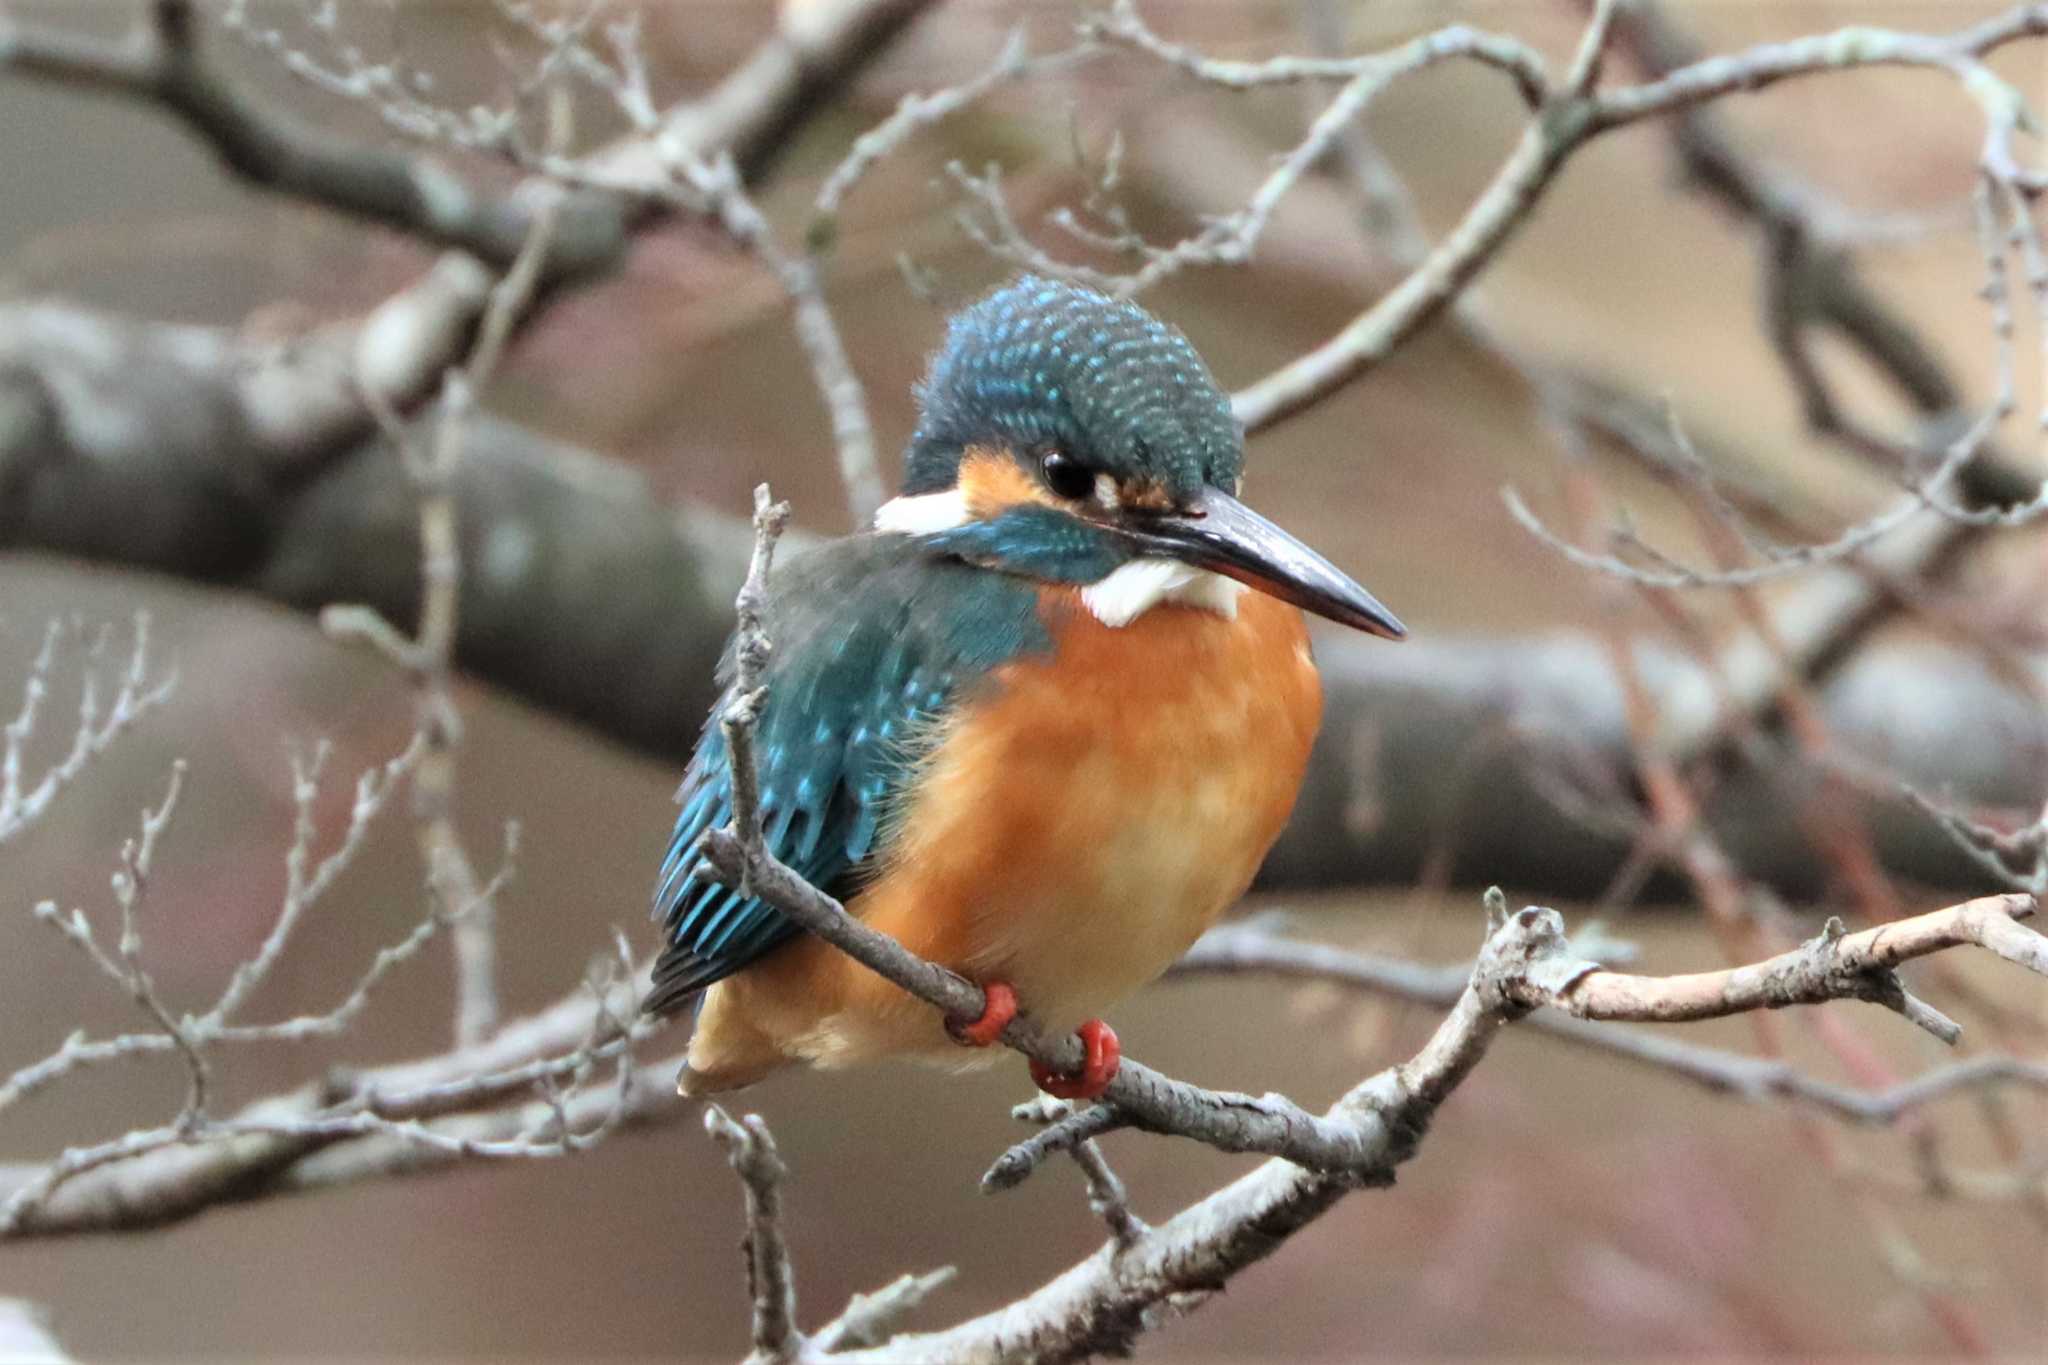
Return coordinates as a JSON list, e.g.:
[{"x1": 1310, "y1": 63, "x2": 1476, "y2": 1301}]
[
  {"x1": 874, "y1": 489, "x2": 972, "y2": 534},
  {"x1": 1080, "y1": 558, "x2": 1243, "y2": 628}
]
